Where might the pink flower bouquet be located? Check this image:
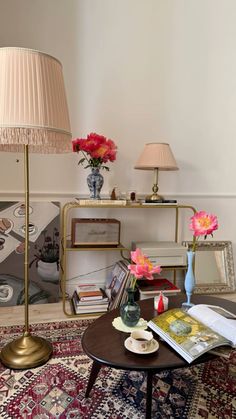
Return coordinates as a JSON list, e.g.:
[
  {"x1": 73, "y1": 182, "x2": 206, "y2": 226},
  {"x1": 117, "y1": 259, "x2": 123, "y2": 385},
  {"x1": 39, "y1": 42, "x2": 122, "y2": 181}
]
[
  {"x1": 72, "y1": 132, "x2": 117, "y2": 171},
  {"x1": 189, "y1": 210, "x2": 218, "y2": 251},
  {"x1": 128, "y1": 248, "x2": 162, "y2": 290}
]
